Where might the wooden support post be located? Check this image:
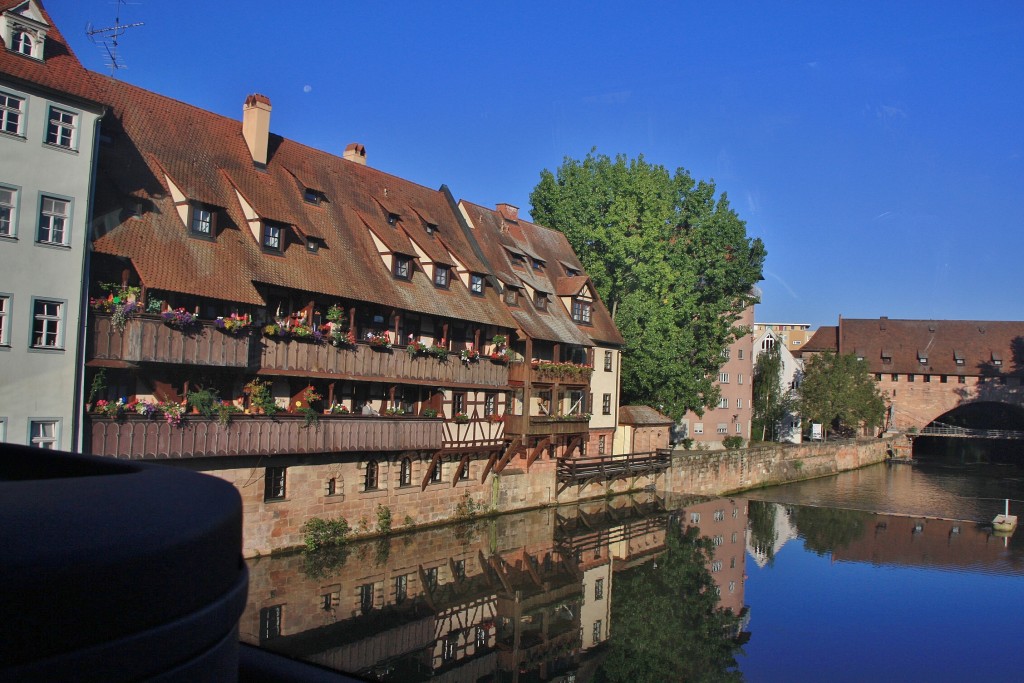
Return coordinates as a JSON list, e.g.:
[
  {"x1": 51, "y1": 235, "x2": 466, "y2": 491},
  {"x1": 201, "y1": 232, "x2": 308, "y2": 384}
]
[
  {"x1": 421, "y1": 451, "x2": 443, "y2": 491},
  {"x1": 526, "y1": 436, "x2": 551, "y2": 471},
  {"x1": 452, "y1": 453, "x2": 471, "y2": 486}
]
